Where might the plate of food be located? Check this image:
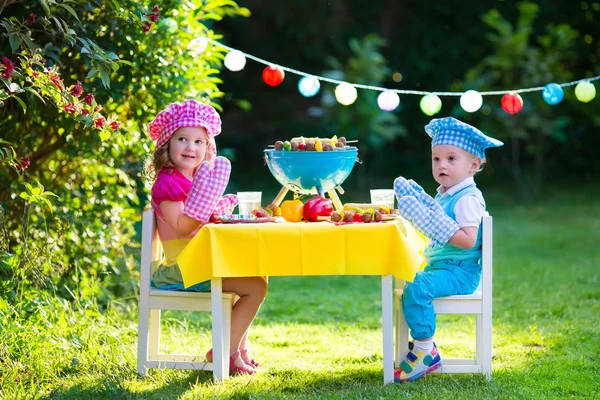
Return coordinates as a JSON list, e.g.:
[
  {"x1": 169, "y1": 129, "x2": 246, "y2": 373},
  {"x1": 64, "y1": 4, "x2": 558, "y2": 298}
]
[{"x1": 218, "y1": 214, "x2": 277, "y2": 224}]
